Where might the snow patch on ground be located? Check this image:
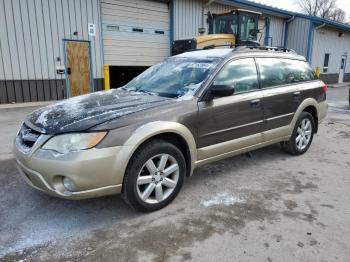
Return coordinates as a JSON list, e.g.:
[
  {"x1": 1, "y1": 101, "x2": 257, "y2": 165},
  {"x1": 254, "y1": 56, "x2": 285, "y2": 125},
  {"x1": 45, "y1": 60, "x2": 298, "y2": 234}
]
[{"x1": 201, "y1": 192, "x2": 244, "y2": 208}]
